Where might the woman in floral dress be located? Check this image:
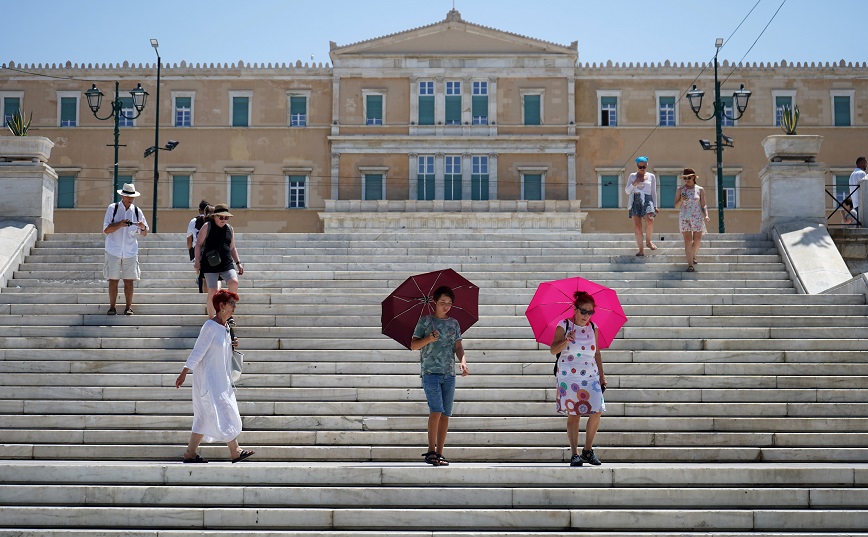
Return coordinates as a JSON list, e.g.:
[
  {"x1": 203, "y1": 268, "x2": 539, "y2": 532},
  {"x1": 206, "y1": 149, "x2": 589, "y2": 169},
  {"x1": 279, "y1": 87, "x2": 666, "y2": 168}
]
[
  {"x1": 549, "y1": 291, "x2": 607, "y2": 466},
  {"x1": 674, "y1": 168, "x2": 710, "y2": 272}
]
